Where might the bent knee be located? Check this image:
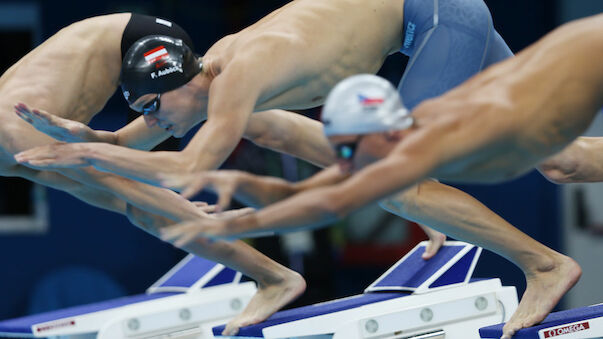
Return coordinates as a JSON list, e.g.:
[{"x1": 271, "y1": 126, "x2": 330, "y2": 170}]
[{"x1": 379, "y1": 184, "x2": 423, "y2": 218}]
